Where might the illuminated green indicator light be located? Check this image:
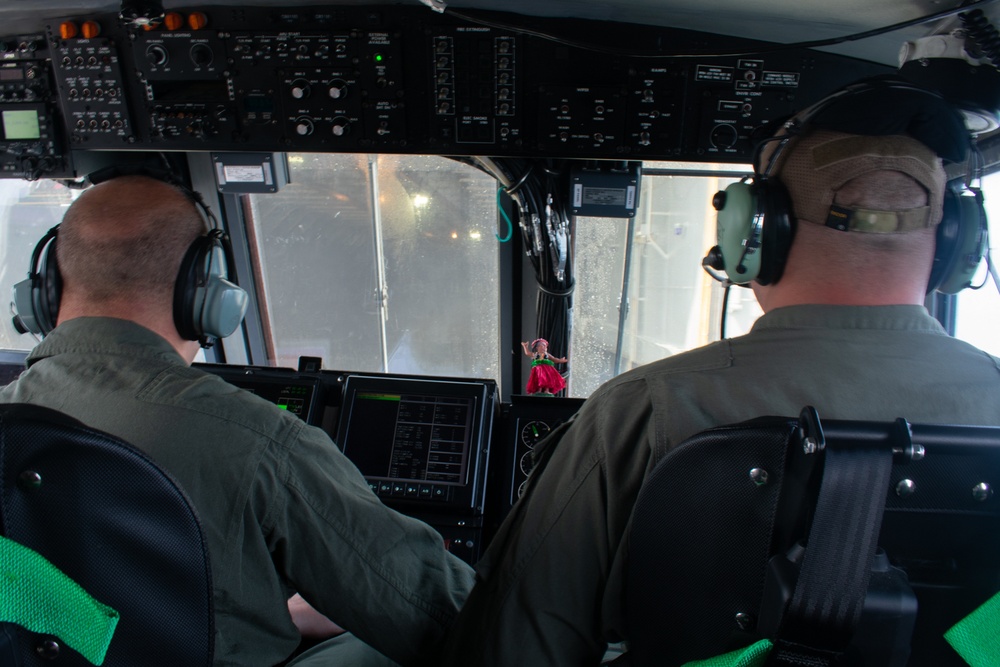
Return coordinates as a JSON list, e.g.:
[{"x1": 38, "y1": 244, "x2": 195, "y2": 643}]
[
  {"x1": 374, "y1": 53, "x2": 384, "y2": 62},
  {"x1": 277, "y1": 404, "x2": 288, "y2": 410}
]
